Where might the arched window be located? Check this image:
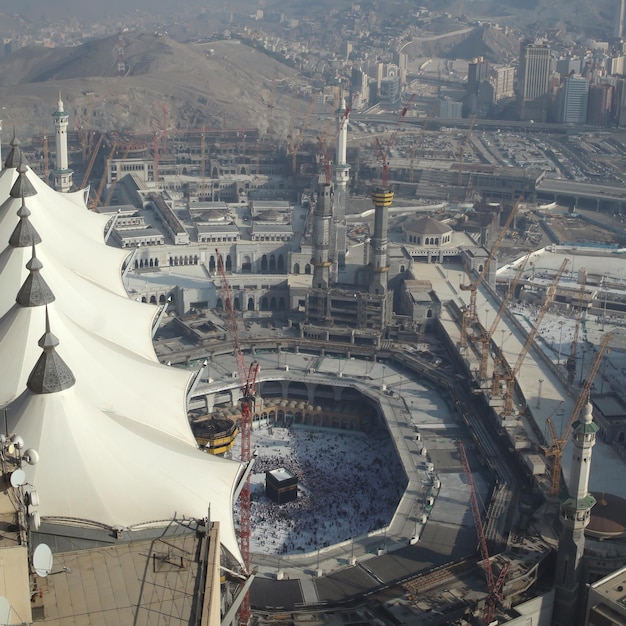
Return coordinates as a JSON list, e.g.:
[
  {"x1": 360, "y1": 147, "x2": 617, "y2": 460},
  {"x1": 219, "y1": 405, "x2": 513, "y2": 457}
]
[
  {"x1": 242, "y1": 255, "x2": 252, "y2": 273},
  {"x1": 269, "y1": 254, "x2": 276, "y2": 272},
  {"x1": 234, "y1": 297, "x2": 241, "y2": 311},
  {"x1": 427, "y1": 309, "x2": 433, "y2": 318},
  {"x1": 294, "y1": 262, "x2": 300, "y2": 274},
  {"x1": 277, "y1": 254, "x2": 285, "y2": 273},
  {"x1": 400, "y1": 265, "x2": 405, "y2": 273},
  {"x1": 270, "y1": 297, "x2": 277, "y2": 311},
  {"x1": 248, "y1": 297, "x2": 255, "y2": 311},
  {"x1": 226, "y1": 255, "x2": 232, "y2": 272},
  {"x1": 305, "y1": 264, "x2": 311, "y2": 275},
  {"x1": 261, "y1": 255, "x2": 268, "y2": 273},
  {"x1": 261, "y1": 297, "x2": 269, "y2": 311},
  {"x1": 209, "y1": 256, "x2": 216, "y2": 272},
  {"x1": 159, "y1": 294, "x2": 166, "y2": 304},
  {"x1": 150, "y1": 295, "x2": 157, "y2": 304}
]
